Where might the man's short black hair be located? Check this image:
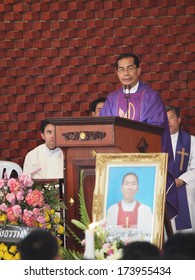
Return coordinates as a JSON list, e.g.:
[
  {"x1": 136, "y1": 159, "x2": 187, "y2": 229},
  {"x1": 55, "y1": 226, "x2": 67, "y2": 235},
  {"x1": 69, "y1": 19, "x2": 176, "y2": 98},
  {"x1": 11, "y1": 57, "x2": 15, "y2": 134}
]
[
  {"x1": 90, "y1": 97, "x2": 106, "y2": 112},
  {"x1": 121, "y1": 241, "x2": 160, "y2": 260},
  {"x1": 18, "y1": 229, "x2": 59, "y2": 260},
  {"x1": 166, "y1": 105, "x2": 180, "y2": 118},
  {"x1": 116, "y1": 53, "x2": 140, "y2": 69},
  {"x1": 40, "y1": 119, "x2": 51, "y2": 133},
  {"x1": 122, "y1": 172, "x2": 138, "y2": 185},
  {"x1": 162, "y1": 232, "x2": 195, "y2": 260}
]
